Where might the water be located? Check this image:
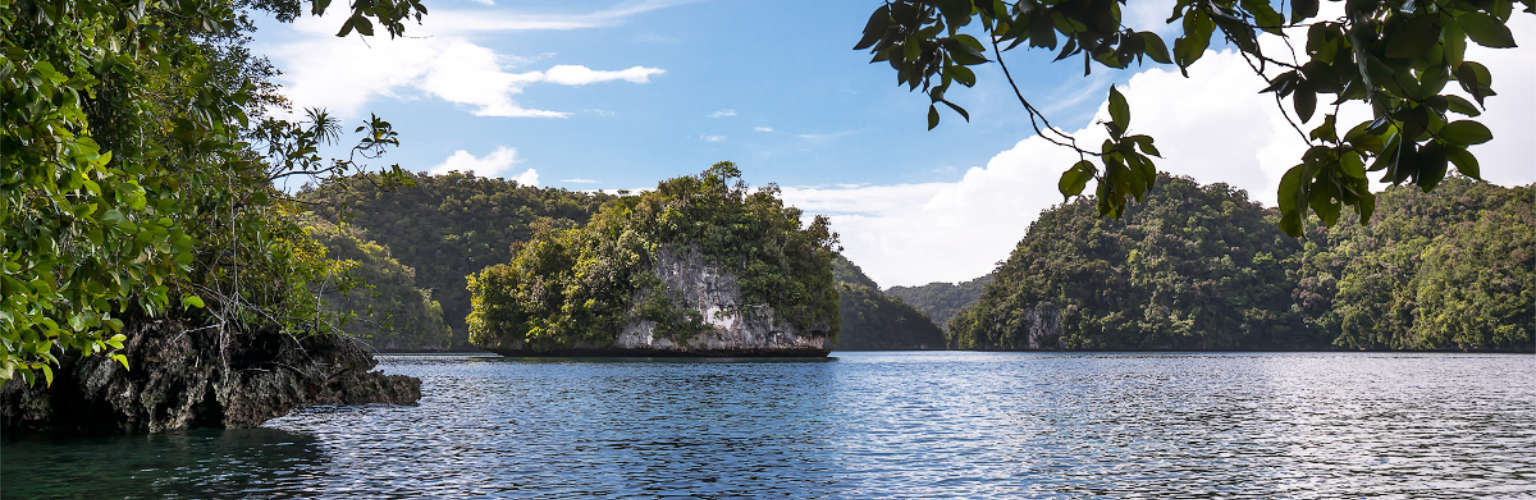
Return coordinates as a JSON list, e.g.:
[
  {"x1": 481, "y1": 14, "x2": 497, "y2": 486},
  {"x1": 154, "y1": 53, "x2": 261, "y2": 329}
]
[{"x1": 4, "y1": 352, "x2": 1534, "y2": 498}]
